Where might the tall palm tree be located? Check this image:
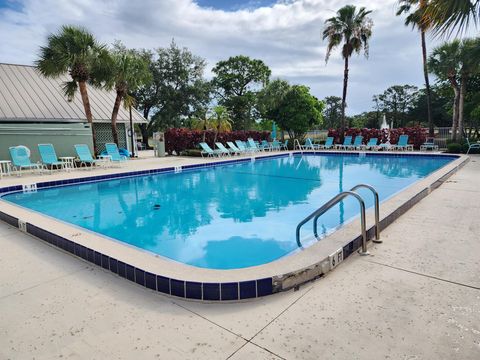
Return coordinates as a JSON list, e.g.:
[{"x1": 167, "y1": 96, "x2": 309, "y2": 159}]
[
  {"x1": 424, "y1": 0, "x2": 480, "y2": 36},
  {"x1": 107, "y1": 44, "x2": 151, "y2": 146},
  {"x1": 397, "y1": 0, "x2": 434, "y2": 136},
  {"x1": 36, "y1": 25, "x2": 110, "y2": 154},
  {"x1": 323, "y1": 5, "x2": 373, "y2": 139},
  {"x1": 428, "y1": 38, "x2": 480, "y2": 141},
  {"x1": 428, "y1": 40, "x2": 462, "y2": 141}
]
